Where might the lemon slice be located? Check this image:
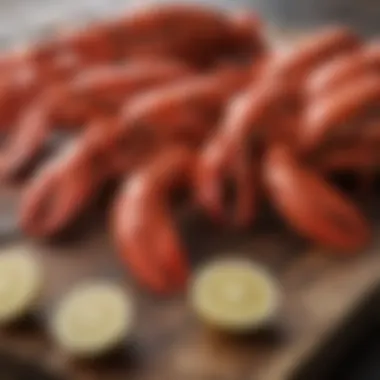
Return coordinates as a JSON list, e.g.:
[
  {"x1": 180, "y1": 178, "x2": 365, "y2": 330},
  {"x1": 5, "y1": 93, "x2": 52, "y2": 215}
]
[
  {"x1": 51, "y1": 282, "x2": 134, "y2": 358},
  {"x1": 190, "y1": 259, "x2": 280, "y2": 332},
  {"x1": 0, "y1": 246, "x2": 43, "y2": 324}
]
